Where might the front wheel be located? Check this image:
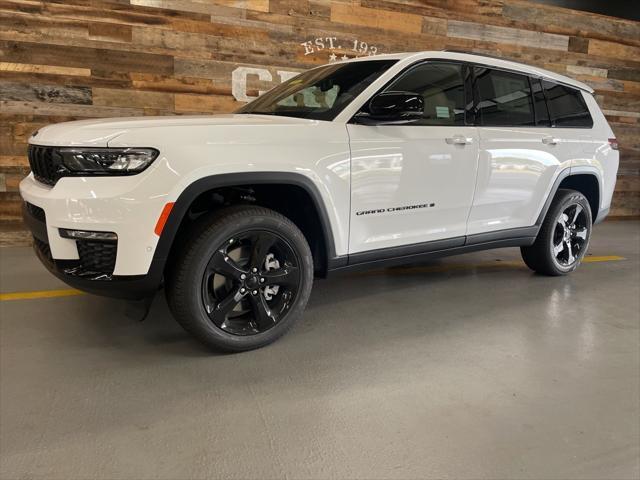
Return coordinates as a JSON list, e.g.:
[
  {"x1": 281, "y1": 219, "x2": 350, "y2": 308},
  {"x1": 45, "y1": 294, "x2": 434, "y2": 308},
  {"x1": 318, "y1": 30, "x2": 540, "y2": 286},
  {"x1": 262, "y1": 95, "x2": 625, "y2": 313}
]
[
  {"x1": 167, "y1": 206, "x2": 313, "y2": 352},
  {"x1": 521, "y1": 189, "x2": 592, "y2": 276}
]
